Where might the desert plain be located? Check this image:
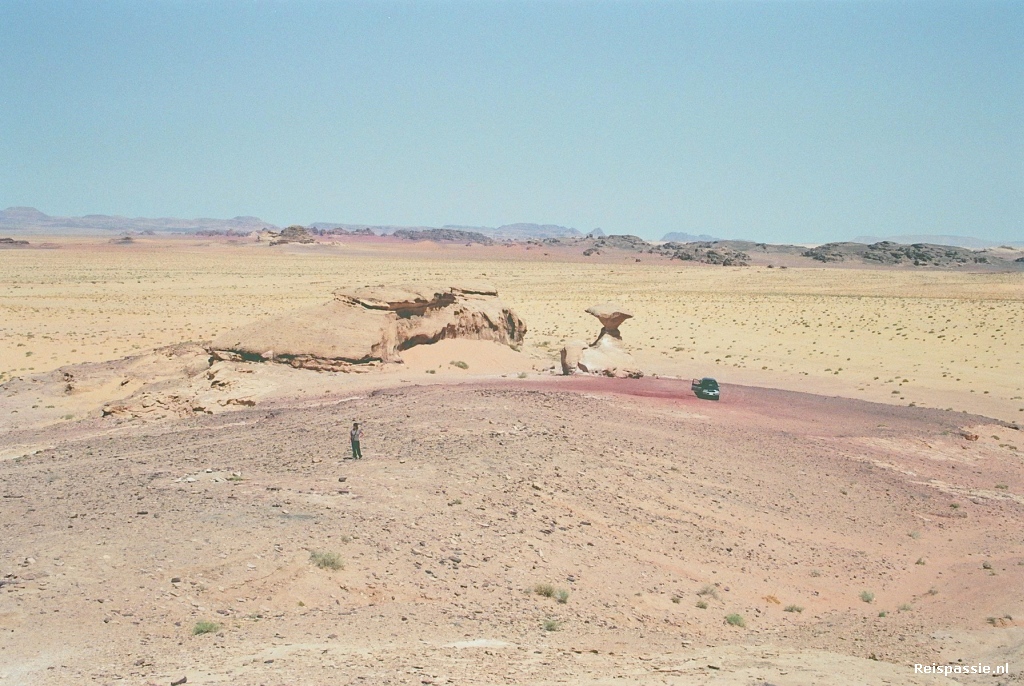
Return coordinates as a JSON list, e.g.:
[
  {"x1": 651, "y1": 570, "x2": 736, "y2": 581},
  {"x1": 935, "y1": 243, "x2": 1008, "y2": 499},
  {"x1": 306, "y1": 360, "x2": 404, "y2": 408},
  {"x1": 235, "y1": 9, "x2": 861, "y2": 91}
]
[{"x1": 1, "y1": 235, "x2": 1023, "y2": 685}]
